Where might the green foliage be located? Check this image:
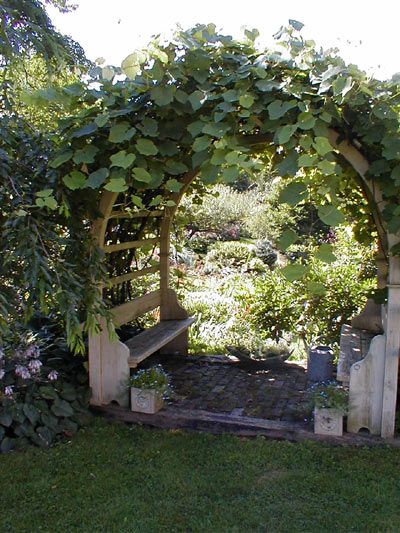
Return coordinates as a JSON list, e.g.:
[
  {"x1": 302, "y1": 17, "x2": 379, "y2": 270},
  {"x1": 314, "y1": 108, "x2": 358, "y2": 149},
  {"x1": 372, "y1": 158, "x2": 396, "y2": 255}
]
[
  {"x1": 204, "y1": 242, "x2": 256, "y2": 272},
  {"x1": 0, "y1": 322, "x2": 91, "y2": 452},
  {"x1": 128, "y1": 365, "x2": 170, "y2": 395},
  {"x1": 247, "y1": 231, "x2": 376, "y2": 347},
  {"x1": 310, "y1": 381, "x2": 348, "y2": 412},
  {"x1": 3, "y1": 20, "x2": 400, "y2": 349}
]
